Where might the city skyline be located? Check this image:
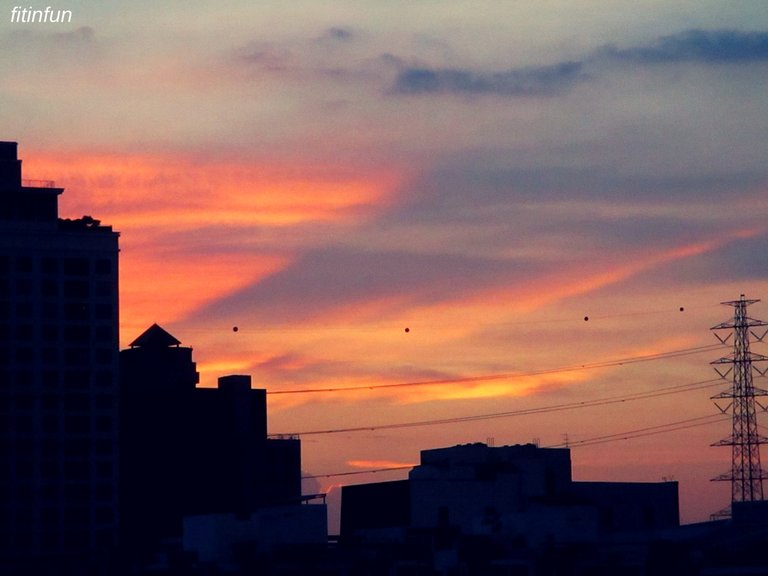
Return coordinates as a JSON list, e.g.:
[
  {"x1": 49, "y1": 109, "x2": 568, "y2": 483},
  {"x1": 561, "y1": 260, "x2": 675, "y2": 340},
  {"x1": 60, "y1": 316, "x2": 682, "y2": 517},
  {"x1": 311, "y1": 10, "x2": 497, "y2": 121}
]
[{"x1": 3, "y1": 1, "x2": 768, "y2": 529}]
